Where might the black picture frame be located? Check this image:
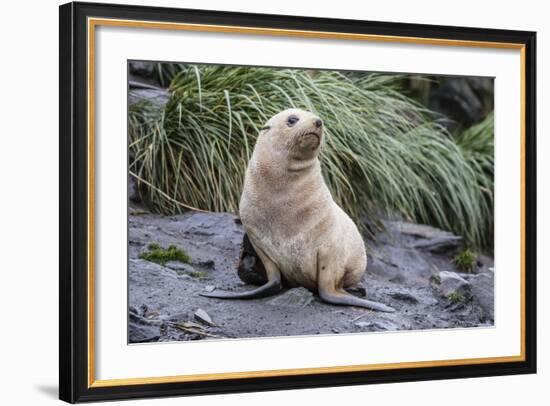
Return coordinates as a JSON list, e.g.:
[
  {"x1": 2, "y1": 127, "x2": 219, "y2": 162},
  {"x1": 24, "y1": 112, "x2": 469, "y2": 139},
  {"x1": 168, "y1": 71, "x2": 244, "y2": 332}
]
[{"x1": 59, "y1": 1, "x2": 537, "y2": 403}]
